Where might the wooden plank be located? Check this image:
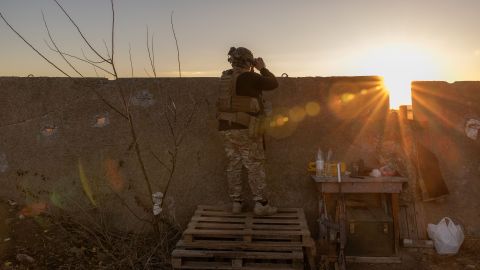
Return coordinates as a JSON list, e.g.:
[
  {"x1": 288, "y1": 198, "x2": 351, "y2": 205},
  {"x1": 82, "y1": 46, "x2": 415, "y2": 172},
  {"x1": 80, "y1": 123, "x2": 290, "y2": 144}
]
[
  {"x1": 251, "y1": 224, "x2": 306, "y2": 230},
  {"x1": 184, "y1": 228, "x2": 310, "y2": 237},
  {"x1": 179, "y1": 261, "x2": 297, "y2": 270},
  {"x1": 312, "y1": 176, "x2": 408, "y2": 183},
  {"x1": 399, "y1": 206, "x2": 410, "y2": 239},
  {"x1": 243, "y1": 215, "x2": 253, "y2": 242},
  {"x1": 413, "y1": 201, "x2": 427, "y2": 239},
  {"x1": 189, "y1": 223, "x2": 246, "y2": 230},
  {"x1": 198, "y1": 205, "x2": 302, "y2": 213},
  {"x1": 346, "y1": 256, "x2": 401, "y2": 264},
  {"x1": 196, "y1": 210, "x2": 301, "y2": 219},
  {"x1": 176, "y1": 240, "x2": 306, "y2": 251},
  {"x1": 191, "y1": 216, "x2": 303, "y2": 225},
  {"x1": 398, "y1": 110, "x2": 429, "y2": 240},
  {"x1": 402, "y1": 238, "x2": 433, "y2": 248},
  {"x1": 319, "y1": 182, "x2": 403, "y2": 193},
  {"x1": 391, "y1": 193, "x2": 400, "y2": 254},
  {"x1": 191, "y1": 216, "x2": 249, "y2": 223},
  {"x1": 172, "y1": 258, "x2": 182, "y2": 268},
  {"x1": 172, "y1": 248, "x2": 304, "y2": 260},
  {"x1": 189, "y1": 222, "x2": 304, "y2": 231},
  {"x1": 405, "y1": 203, "x2": 418, "y2": 240},
  {"x1": 183, "y1": 234, "x2": 193, "y2": 243},
  {"x1": 232, "y1": 258, "x2": 242, "y2": 268}
]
